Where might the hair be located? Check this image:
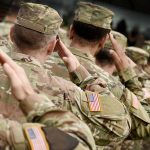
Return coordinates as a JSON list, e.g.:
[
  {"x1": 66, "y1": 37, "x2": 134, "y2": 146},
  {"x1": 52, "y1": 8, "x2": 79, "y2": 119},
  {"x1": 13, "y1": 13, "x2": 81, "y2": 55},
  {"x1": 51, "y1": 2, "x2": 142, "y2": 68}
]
[
  {"x1": 95, "y1": 48, "x2": 114, "y2": 65},
  {"x1": 12, "y1": 24, "x2": 54, "y2": 50},
  {"x1": 72, "y1": 21, "x2": 110, "y2": 42}
]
